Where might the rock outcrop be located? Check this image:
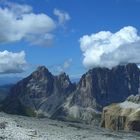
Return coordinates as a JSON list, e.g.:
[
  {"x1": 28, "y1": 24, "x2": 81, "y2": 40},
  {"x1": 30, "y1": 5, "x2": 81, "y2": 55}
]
[{"x1": 101, "y1": 94, "x2": 140, "y2": 131}]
